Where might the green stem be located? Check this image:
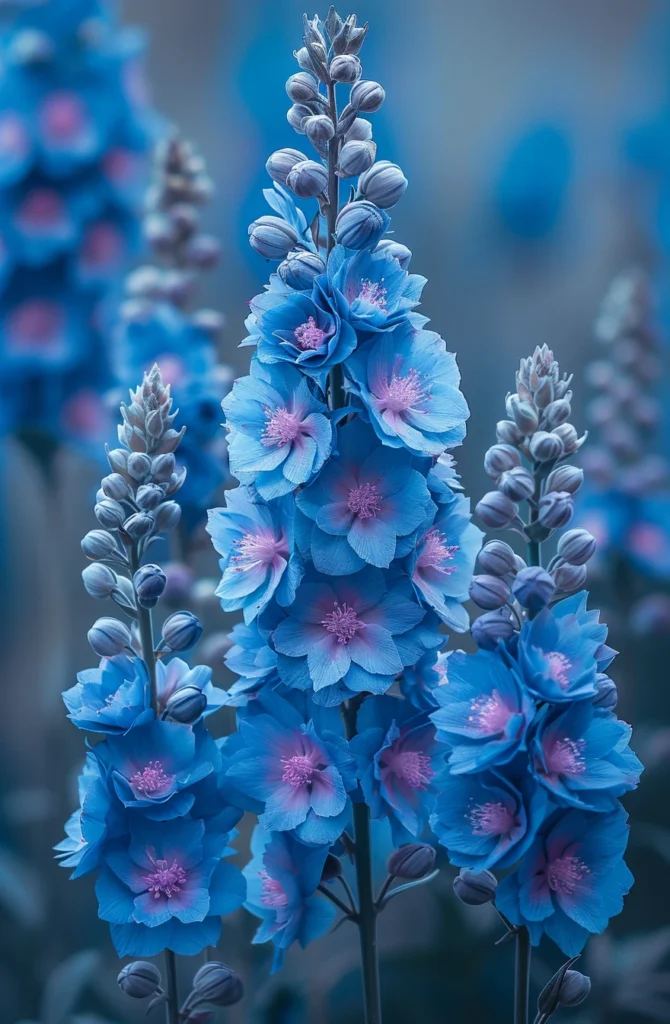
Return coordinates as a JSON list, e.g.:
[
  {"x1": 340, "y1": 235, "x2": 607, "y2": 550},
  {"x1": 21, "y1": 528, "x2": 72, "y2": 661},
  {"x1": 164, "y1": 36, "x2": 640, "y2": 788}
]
[
  {"x1": 514, "y1": 927, "x2": 531, "y2": 1024},
  {"x1": 131, "y1": 543, "x2": 158, "y2": 713},
  {"x1": 164, "y1": 949, "x2": 180, "y2": 1024}
]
